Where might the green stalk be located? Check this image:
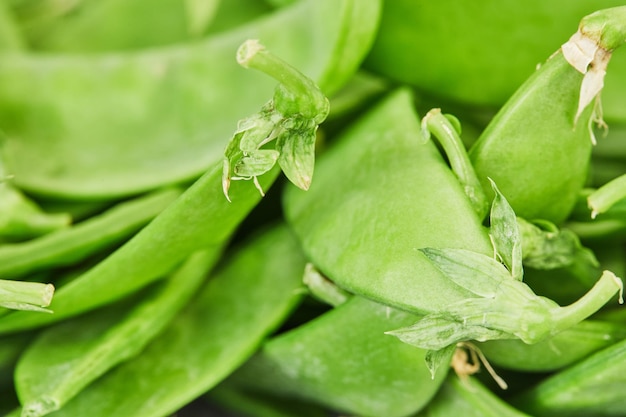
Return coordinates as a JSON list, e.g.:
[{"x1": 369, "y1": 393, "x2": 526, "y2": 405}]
[
  {"x1": 551, "y1": 270, "x2": 623, "y2": 335},
  {"x1": 0, "y1": 280, "x2": 54, "y2": 313},
  {"x1": 236, "y1": 39, "x2": 329, "y2": 122},
  {"x1": 587, "y1": 173, "x2": 626, "y2": 218},
  {"x1": 422, "y1": 109, "x2": 489, "y2": 218}
]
